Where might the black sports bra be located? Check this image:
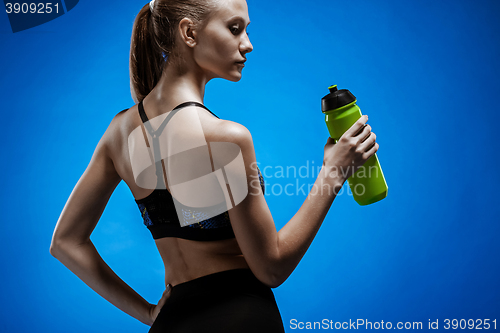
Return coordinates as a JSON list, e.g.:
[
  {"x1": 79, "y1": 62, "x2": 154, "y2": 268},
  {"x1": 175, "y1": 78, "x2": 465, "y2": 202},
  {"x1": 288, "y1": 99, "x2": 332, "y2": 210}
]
[{"x1": 134, "y1": 100, "x2": 265, "y2": 241}]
